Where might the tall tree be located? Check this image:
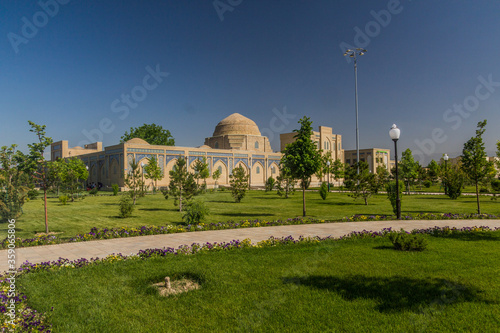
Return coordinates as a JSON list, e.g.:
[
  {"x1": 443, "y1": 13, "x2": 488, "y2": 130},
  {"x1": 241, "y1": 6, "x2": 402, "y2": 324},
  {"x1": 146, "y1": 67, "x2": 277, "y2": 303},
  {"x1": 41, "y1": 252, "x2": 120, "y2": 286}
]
[
  {"x1": 20, "y1": 121, "x2": 56, "y2": 233},
  {"x1": 399, "y1": 148, "x2": 418, "y2": 194},
  {"x1": 169, "y1": 157, "x2": 197, "y2": 211},
  {"x1": 144, "y1": 155, "x2": 163, "y2": 193},
  {"x1": 120, "y1": 123, "x2": 175, "y2": 146},
  {"x1": 281, "y1": 116, "x2": 321, "y2": 216},
  {"x1": 0, "y1": 145, "x2": 30, "y2": 222},
  {"x1": 229, "y1": 166, "x2": 249, "y2": 202},
  {"x1": 59, "y1": 157, "x2": 89, "y2": 201},
  {"x1": 461, "y1": 120, "x2": 491, "y2": 214},
  {"x1": 124, "y1": 159, "x2": 144, "y2": 205}
]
